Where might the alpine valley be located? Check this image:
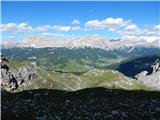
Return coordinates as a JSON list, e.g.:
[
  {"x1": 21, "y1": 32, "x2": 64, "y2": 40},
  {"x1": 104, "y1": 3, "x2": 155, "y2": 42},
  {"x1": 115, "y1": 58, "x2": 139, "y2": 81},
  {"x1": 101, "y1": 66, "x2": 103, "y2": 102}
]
[{"x1": 1, "y1": 36, "x2": 160, "y2": 91}]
